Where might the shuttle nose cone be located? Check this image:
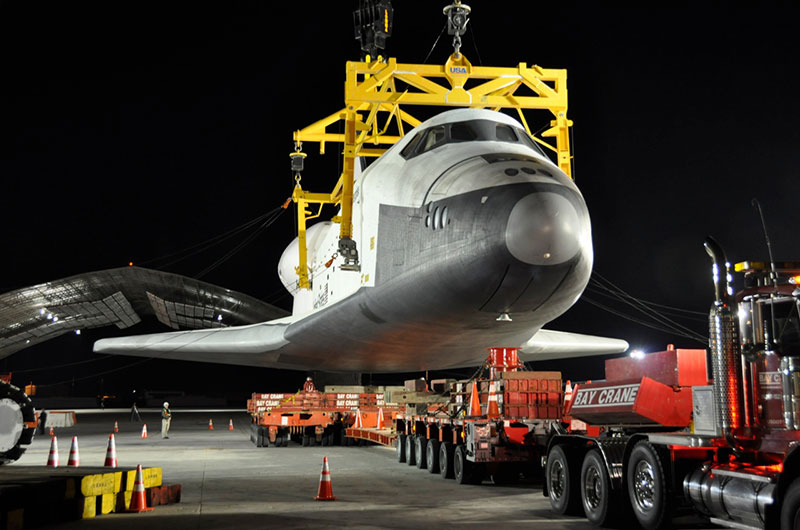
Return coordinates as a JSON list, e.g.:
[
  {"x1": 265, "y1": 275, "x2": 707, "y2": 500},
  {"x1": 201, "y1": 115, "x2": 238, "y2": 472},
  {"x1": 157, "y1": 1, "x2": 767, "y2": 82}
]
[{"x1": 505, "y1": 192, "x2": 584, "y2": 265}]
